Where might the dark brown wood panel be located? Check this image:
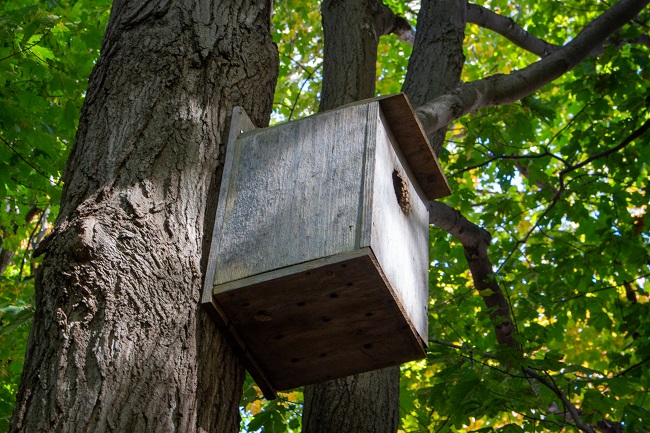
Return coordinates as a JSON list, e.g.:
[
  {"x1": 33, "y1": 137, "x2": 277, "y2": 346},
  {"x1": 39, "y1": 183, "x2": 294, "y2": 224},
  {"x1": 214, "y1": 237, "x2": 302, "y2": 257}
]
[
  {"x1": 213, "y1": 249, "x2": 426, "y2": 391},
  {"x1": 378, "y1": 93, "x2": 452, "y2": 200}
]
